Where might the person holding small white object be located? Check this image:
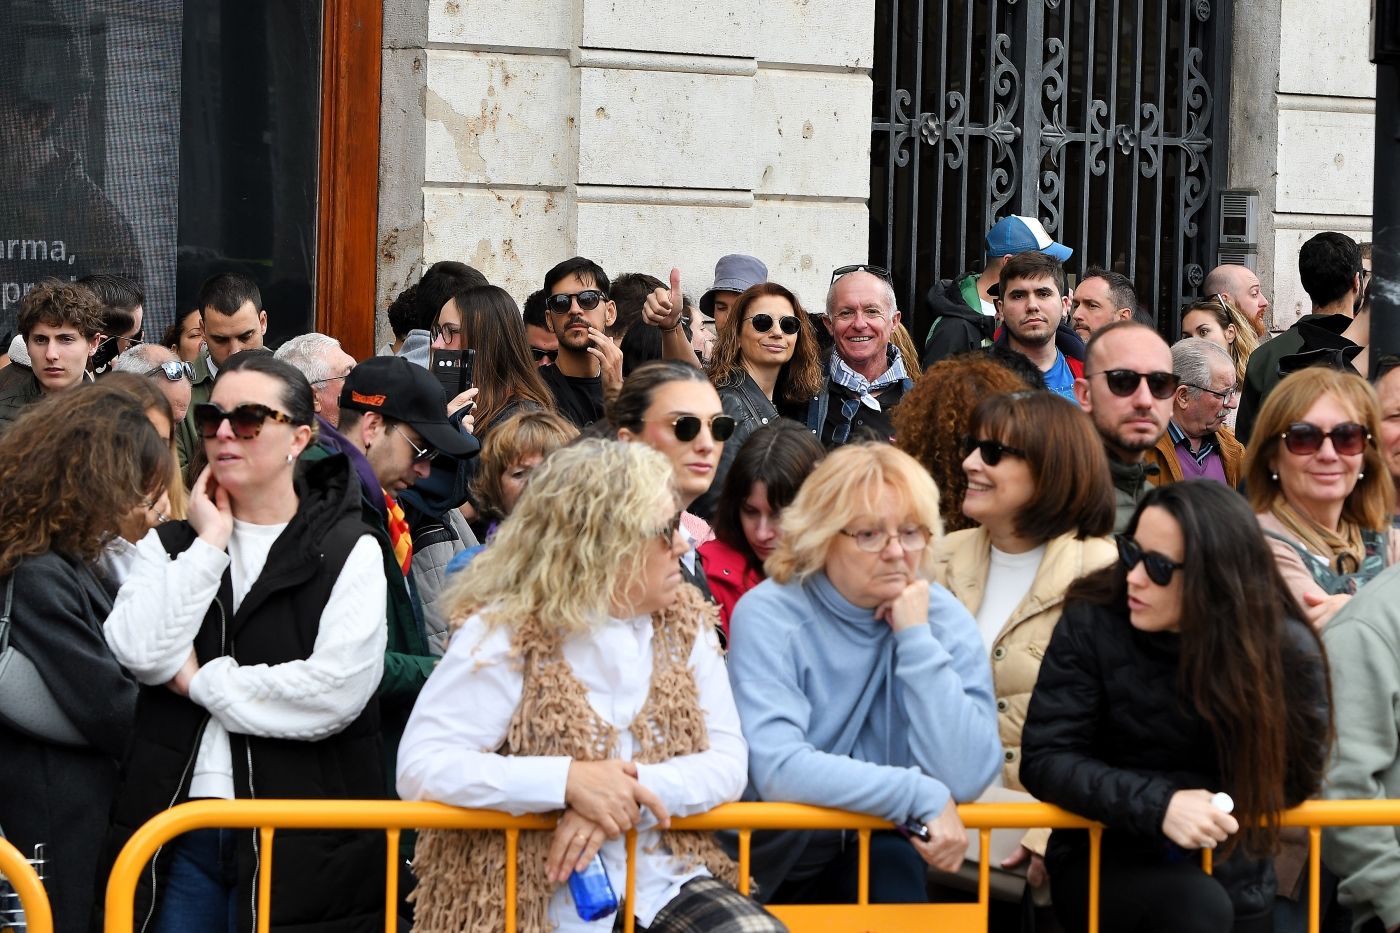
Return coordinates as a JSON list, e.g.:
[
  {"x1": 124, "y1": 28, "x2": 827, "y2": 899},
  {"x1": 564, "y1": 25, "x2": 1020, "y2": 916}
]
[{"x1": 1020, "y1": 482, "x2": 1331, "y2": 933}]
